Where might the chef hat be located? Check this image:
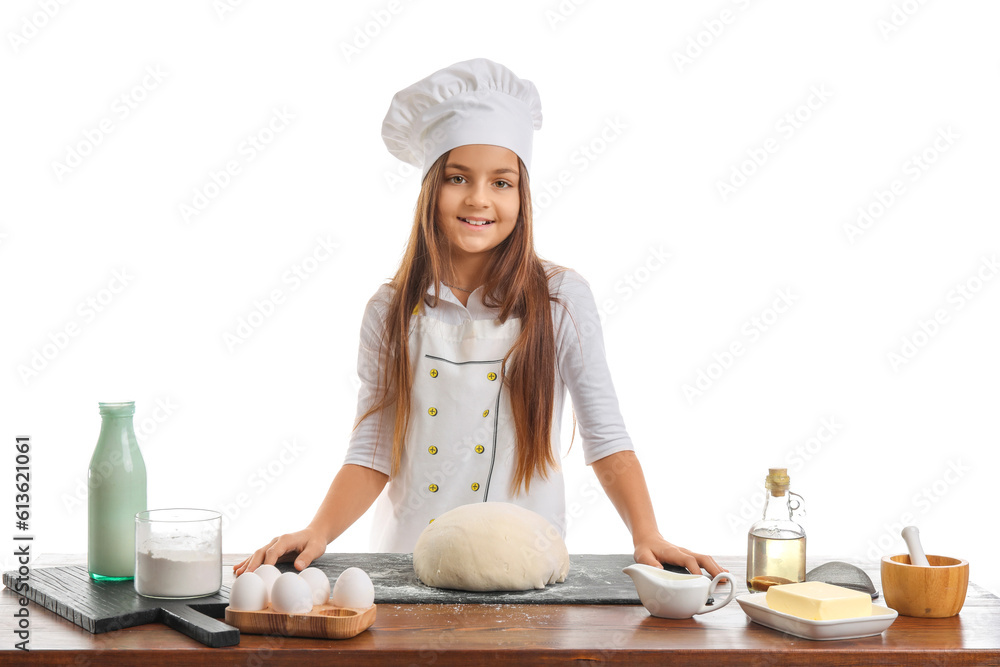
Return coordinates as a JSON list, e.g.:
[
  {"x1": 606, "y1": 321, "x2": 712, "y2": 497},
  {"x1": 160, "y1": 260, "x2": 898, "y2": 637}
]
[{"x1": 381, "y1": 58, "x2": 543, "y2": 182}]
